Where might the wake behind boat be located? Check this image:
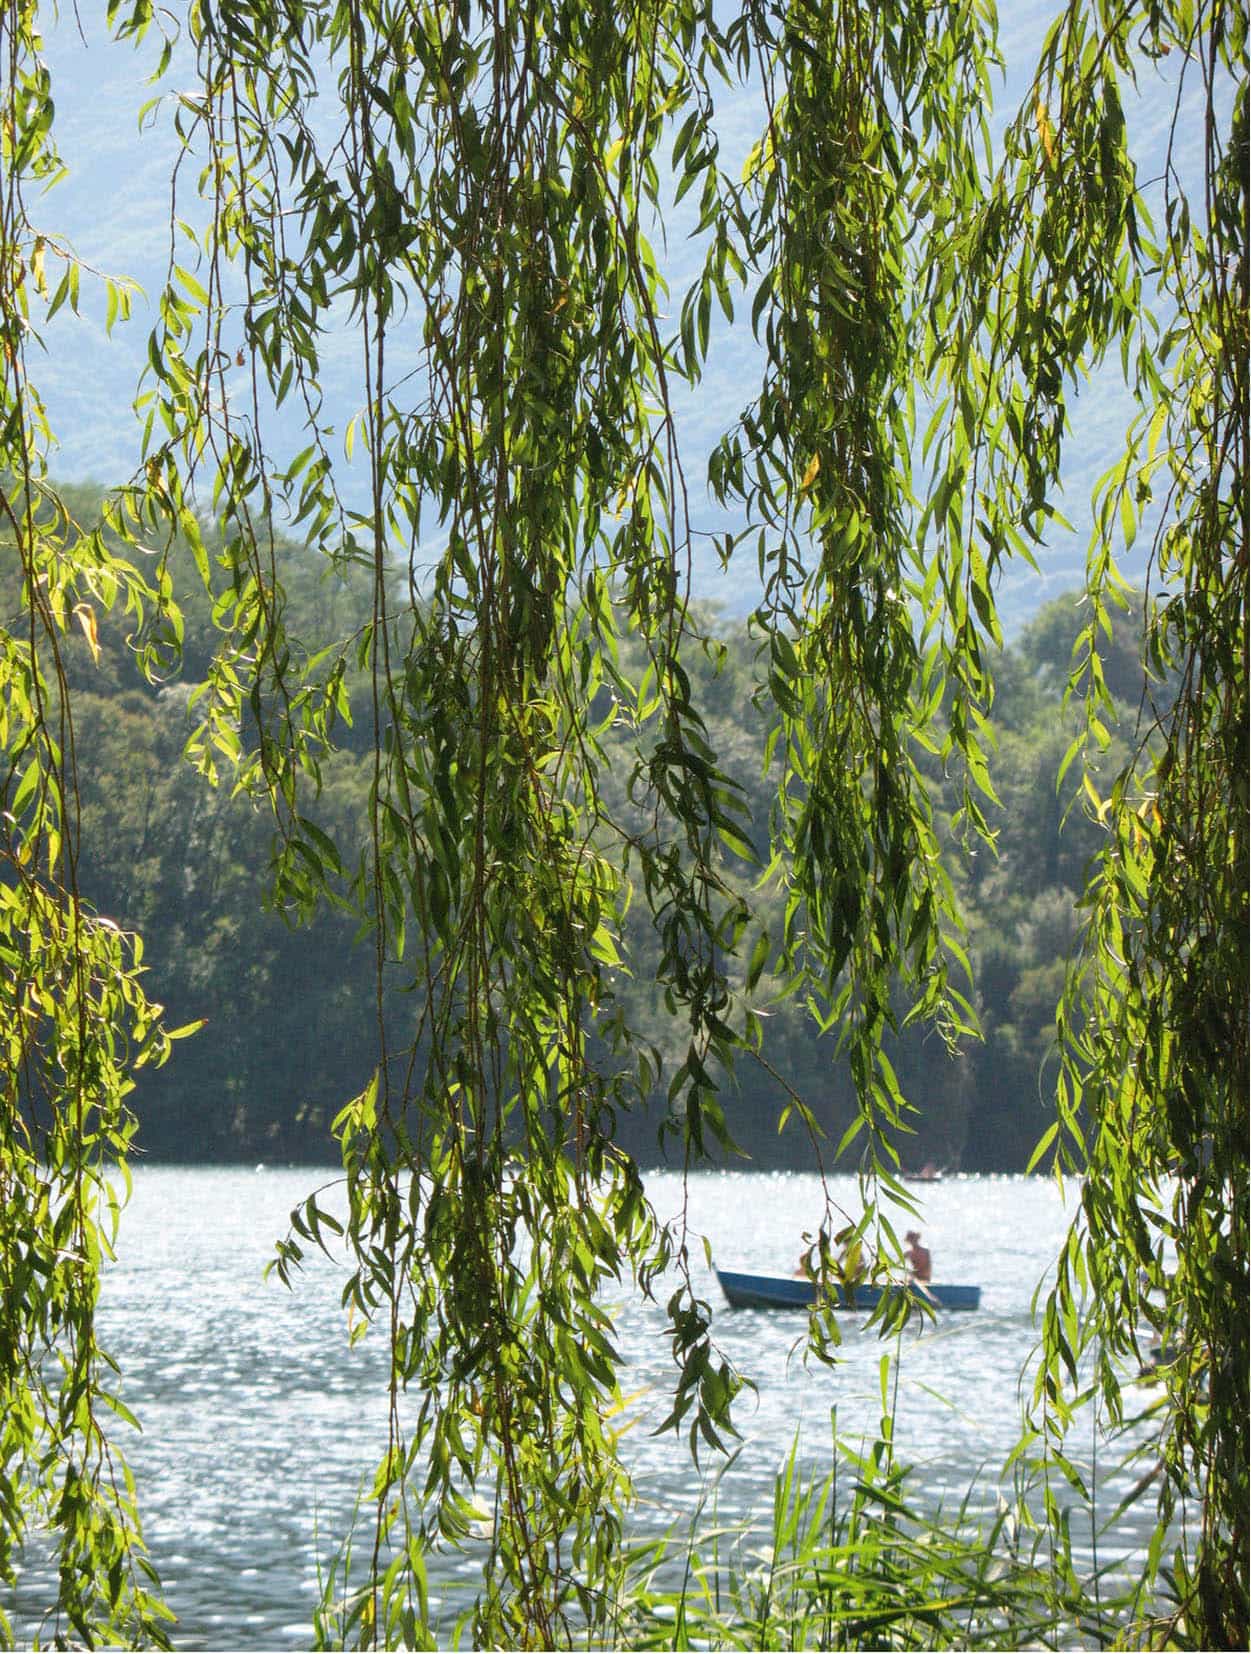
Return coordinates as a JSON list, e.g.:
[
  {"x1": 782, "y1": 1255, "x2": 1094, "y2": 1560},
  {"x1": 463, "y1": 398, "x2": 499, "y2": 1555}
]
[{"x1": 716, "y1": 1268, "x2": 981, "y2": 1313}]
